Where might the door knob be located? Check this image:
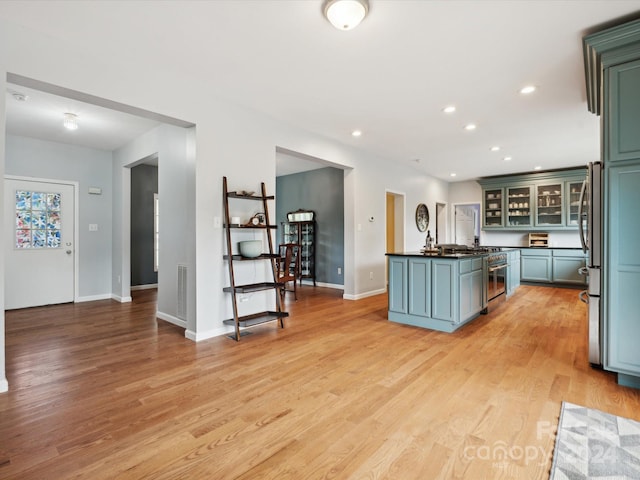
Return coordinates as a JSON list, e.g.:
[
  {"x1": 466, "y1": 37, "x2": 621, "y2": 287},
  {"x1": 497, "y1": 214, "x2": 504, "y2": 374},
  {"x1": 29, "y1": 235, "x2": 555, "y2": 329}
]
[{"x1": 66, "y1": 250, "x2": 72, "y2": 255}]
